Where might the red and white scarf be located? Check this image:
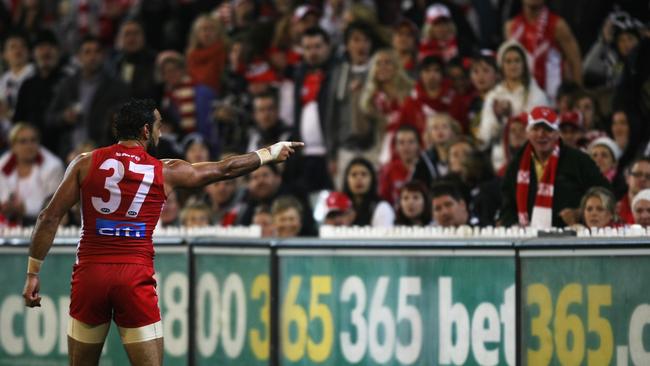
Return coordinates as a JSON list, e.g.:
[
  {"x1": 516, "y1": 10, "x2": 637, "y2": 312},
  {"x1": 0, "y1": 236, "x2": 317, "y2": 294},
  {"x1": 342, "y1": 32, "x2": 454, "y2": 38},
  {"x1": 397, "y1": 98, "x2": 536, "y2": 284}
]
[
  {"x1": 516, "y1": 142, "x2": 560, "y2": 228},
  {"x1": 163, "y1": 76, "x2": 197, "y2": 132}
]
